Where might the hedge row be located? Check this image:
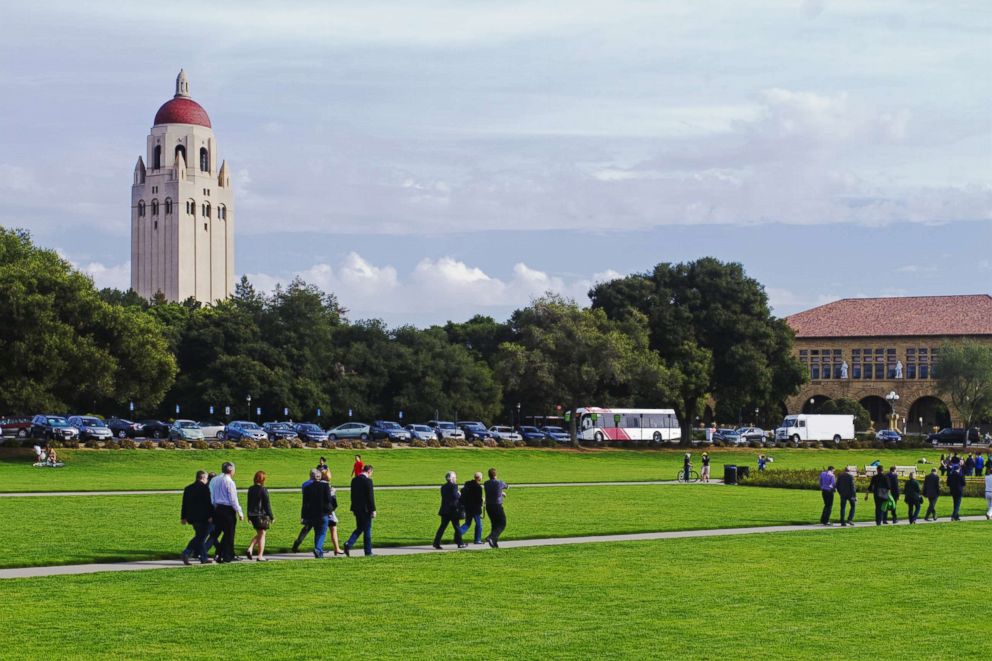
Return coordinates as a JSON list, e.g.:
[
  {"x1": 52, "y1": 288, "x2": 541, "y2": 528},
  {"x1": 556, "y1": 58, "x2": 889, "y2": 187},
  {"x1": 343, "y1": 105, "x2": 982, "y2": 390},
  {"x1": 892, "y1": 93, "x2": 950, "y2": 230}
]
[
  {"x1": 739, "y1": 468, "x2": 987, "y2": 498},
  {"x1": 709, "y1": 437, "x2": 932, "y2": 450}
]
